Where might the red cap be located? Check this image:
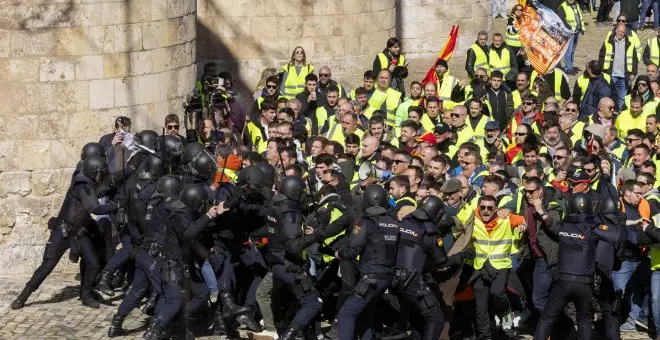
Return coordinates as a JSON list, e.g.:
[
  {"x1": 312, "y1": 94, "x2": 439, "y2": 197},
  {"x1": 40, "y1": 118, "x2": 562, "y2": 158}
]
[{"x1": 415, "y1": 132, "x2": 437, "y2": 145}]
